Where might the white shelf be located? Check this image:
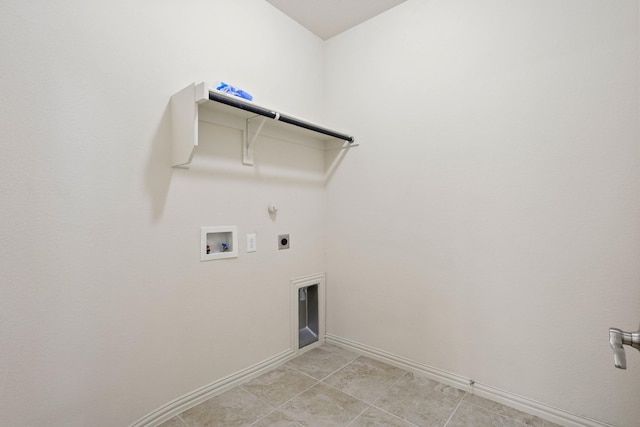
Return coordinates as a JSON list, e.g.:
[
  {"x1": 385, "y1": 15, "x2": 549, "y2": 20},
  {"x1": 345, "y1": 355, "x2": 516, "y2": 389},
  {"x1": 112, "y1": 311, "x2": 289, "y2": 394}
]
[{"x1": 170, "y1": 82, "x2": 357, "y2": 168}]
